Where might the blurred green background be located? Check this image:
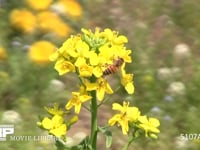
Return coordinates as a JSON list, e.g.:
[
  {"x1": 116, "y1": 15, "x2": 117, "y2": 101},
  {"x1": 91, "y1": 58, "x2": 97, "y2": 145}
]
[{"x1": 1, "y1": 0, "x2": 200, "y2": 149}]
